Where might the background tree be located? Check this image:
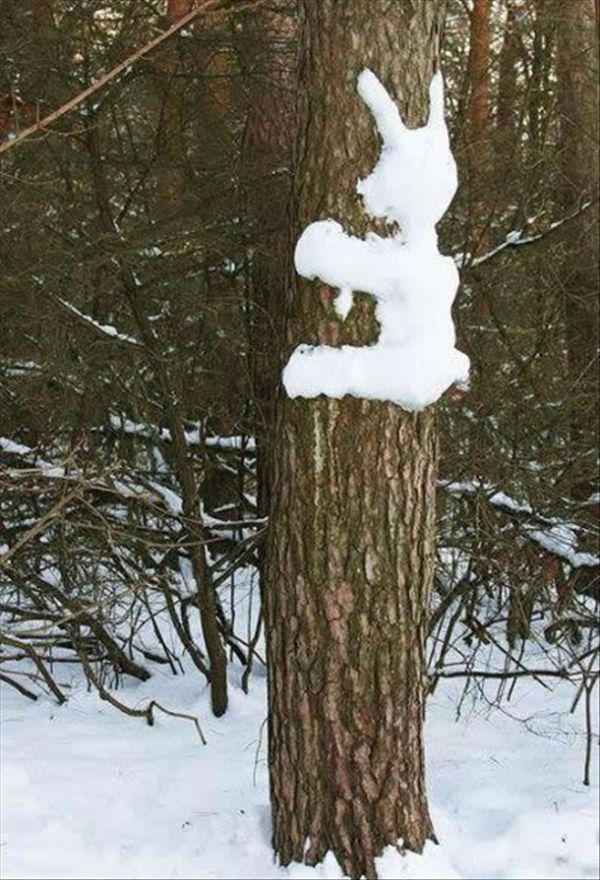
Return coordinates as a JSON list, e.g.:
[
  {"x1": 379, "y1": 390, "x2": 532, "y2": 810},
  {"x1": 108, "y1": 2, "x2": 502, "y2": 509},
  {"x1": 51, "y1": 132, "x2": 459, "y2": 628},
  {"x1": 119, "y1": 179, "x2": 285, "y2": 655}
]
[
  {"x1": 237, "y1": 0, "x2": 297, "y2": 558},
  {"x1": 550, "y1": 0, "x2": 599, "y2": 501}
]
